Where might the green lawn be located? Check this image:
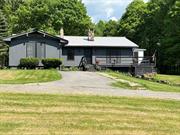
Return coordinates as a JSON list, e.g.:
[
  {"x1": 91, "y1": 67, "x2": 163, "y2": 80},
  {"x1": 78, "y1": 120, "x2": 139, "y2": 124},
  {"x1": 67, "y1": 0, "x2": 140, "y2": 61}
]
[
  {"x1": 106, "y1": 71, "x2": 180, "y2": 92},
  {"x1": 0, "y1": 93, "x2": 179, "y2": 135},
  {"x1": 154, "y1": 74, "x2": 180, "y2": 86},
  {"x1": 0, "y1": 70, "x2": 61, "y2": 84}
]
